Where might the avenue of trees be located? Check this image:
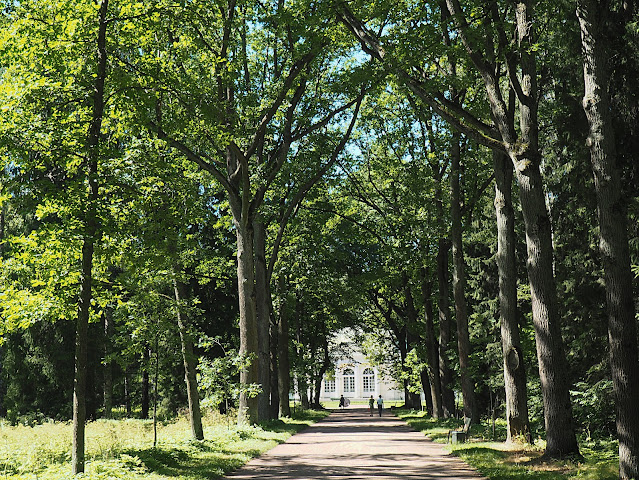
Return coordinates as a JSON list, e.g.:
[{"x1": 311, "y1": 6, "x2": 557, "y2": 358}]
[{"x1": 0, "y1": 0, "x2": 637, "y2": 478}]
